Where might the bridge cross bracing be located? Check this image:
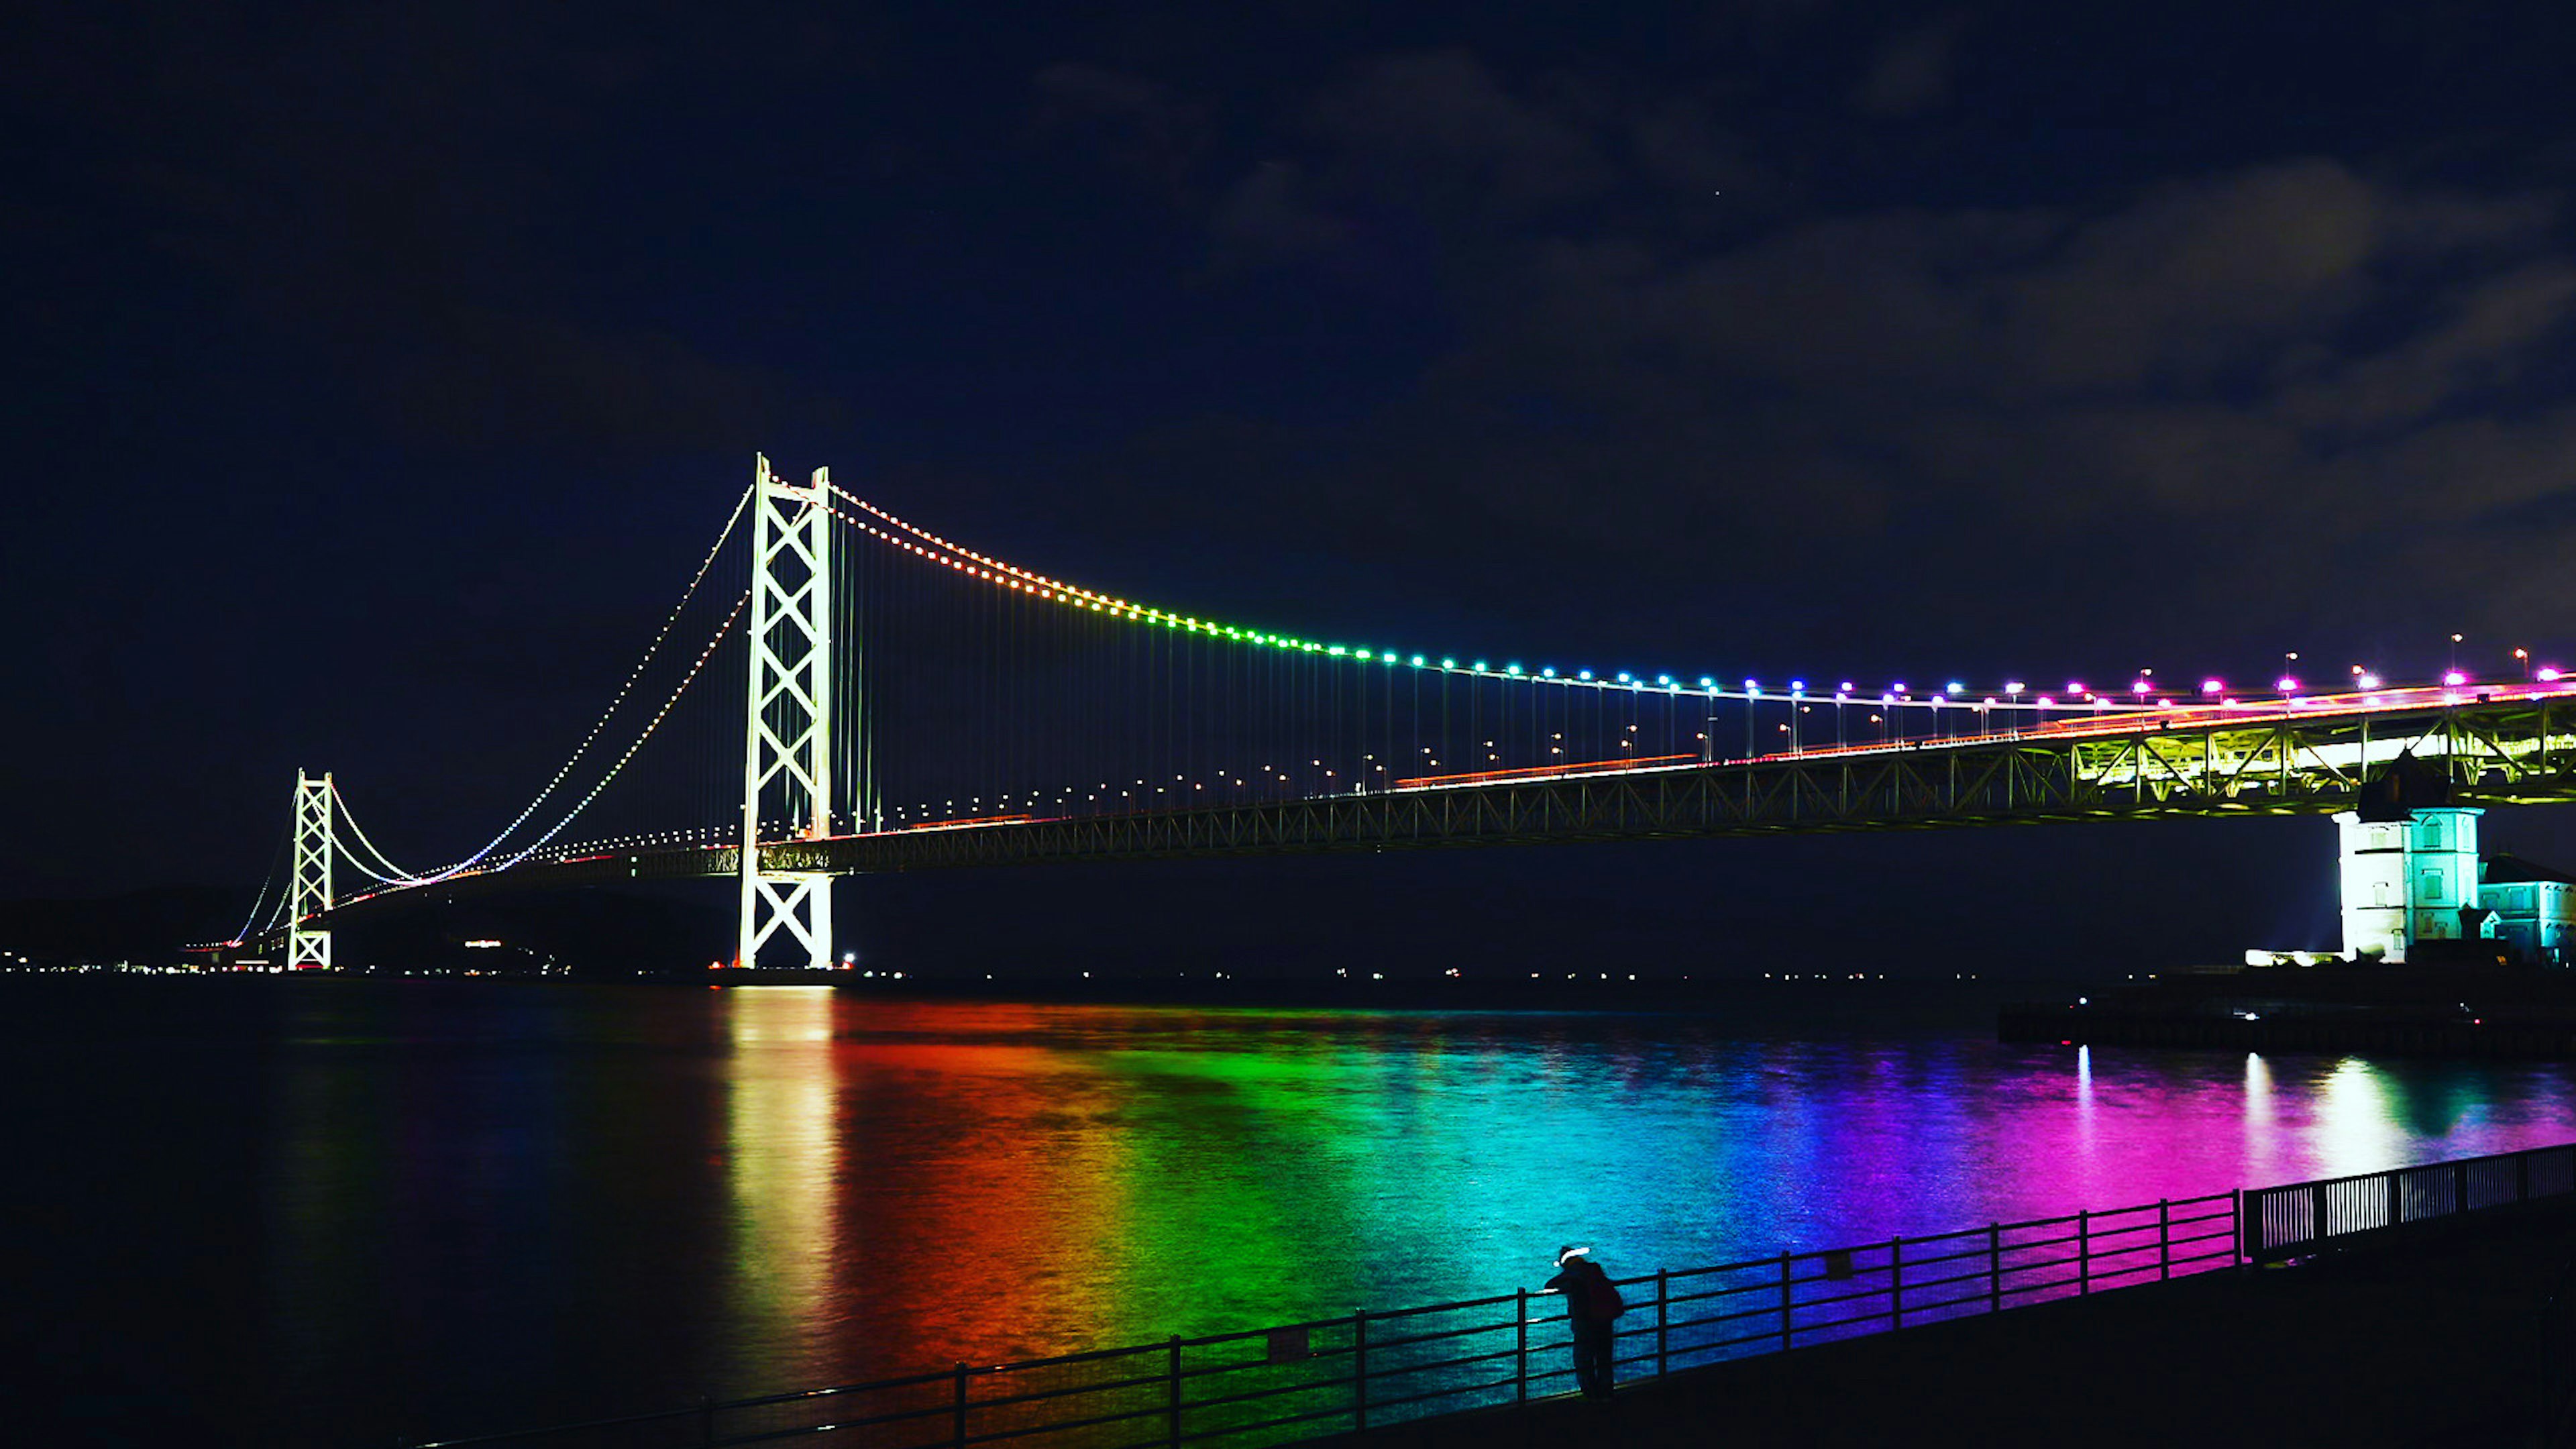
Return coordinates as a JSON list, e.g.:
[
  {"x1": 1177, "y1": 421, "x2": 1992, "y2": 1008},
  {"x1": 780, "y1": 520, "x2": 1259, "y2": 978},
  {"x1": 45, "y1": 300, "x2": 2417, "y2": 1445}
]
[{"x1": 739, "y1": 454, "x2": 835, "y2": 971}]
